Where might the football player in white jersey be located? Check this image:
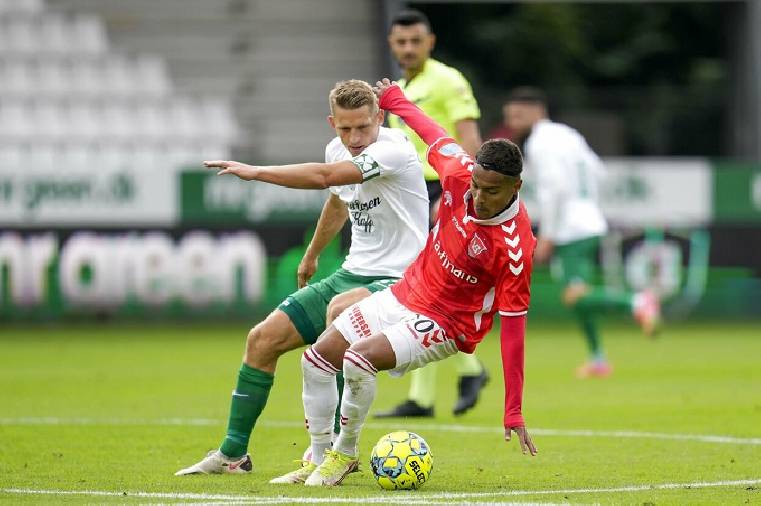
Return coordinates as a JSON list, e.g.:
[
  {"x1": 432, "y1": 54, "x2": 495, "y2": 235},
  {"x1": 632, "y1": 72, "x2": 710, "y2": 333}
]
[
  {"x1": 505, "y1": 87, "x2": 660, "y2": 378},
  {"x1": 175, "y1": 80, "x2": 428, "y2": 477}
]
